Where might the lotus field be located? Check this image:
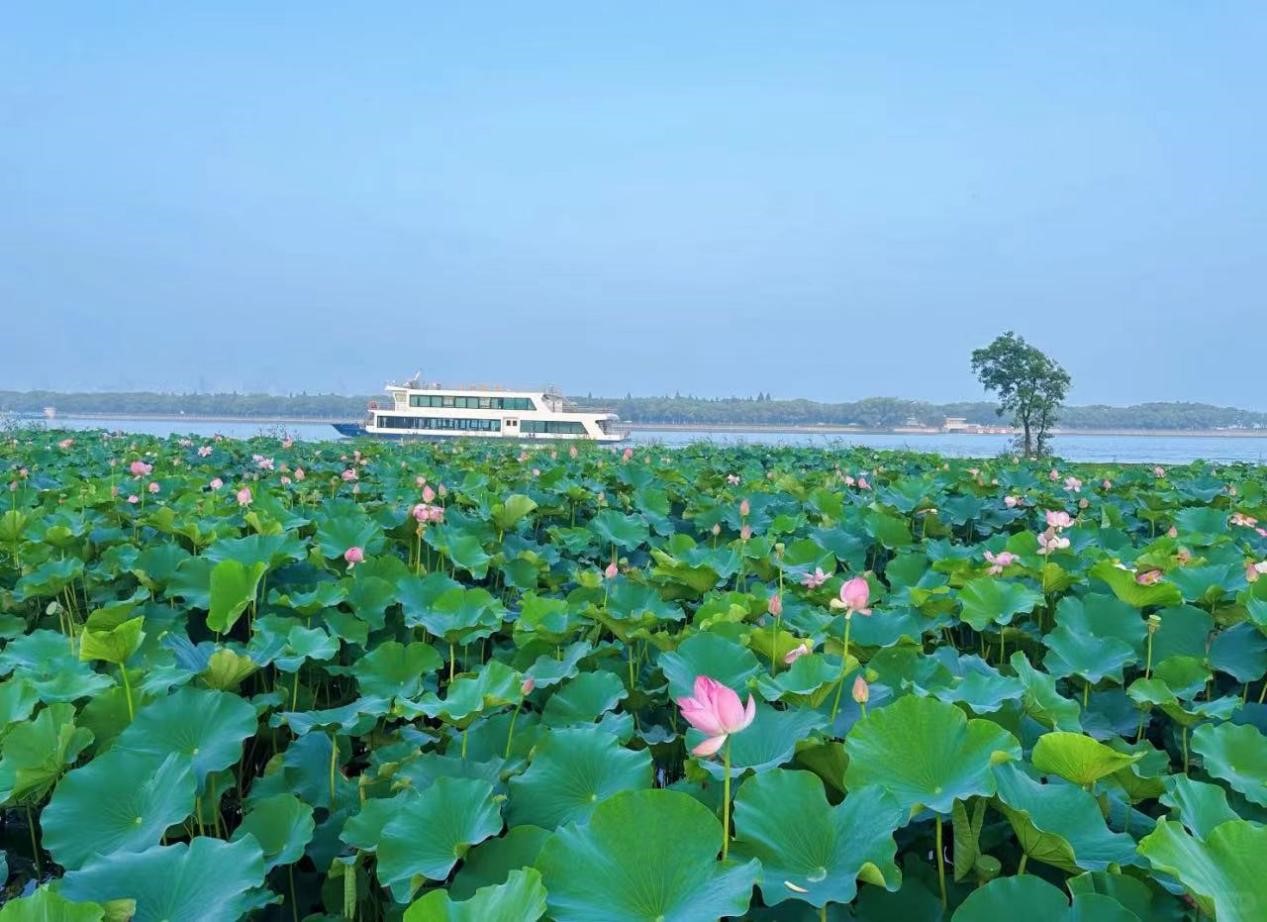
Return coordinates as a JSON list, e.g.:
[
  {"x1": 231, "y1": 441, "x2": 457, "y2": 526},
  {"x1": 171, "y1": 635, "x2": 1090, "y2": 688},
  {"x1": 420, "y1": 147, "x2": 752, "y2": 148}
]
[{"x1": 4, "y1": 432, "x2": 1267, "y2": 921}]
